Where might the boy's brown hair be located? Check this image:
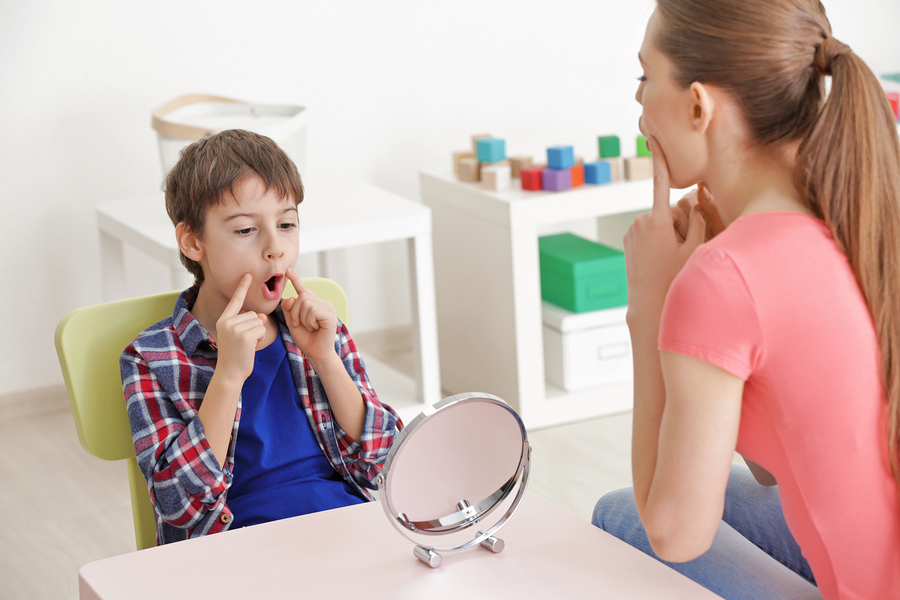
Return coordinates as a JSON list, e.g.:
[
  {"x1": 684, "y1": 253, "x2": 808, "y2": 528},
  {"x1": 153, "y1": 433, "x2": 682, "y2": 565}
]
[{"x1": 164, "y1": 129, "x2": 304, "y2": 284}]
